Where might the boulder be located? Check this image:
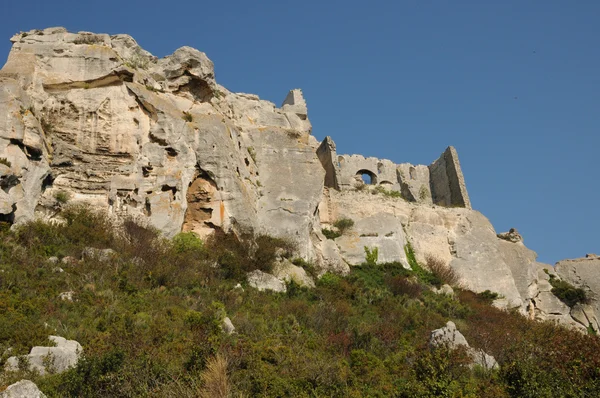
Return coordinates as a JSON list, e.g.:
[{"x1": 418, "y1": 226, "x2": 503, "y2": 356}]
[
  {"x1": 272, "y1": 259, "x2": 315, "y2": 288},
  {"x1": 432, "y1": 284, "x2": 454, "y2": 296},
  {"x1": 58, "y1": 291, "x2": 74, "y2": 301},
  {"x1": 246, "y1": 270, "x2": 287, "y2": 293},
  {"x1": 429, "y1": 321, "x2": 469, "y2": 349},
  {"x1": 429, "y1": 321, "x2": 498, "y2": 370},
  {"x1": 222, "y1": 317, "x2": 236, "y2": 335},
  {"x1": 497, "y1": 228, "x2": 523, "y2": 243},
  {"x1": 1, "y1": 380, "x2": 46, "y2": 398},
  {"x1": 81, "y1": 247, "x2": 116, "y2": 262},
  {"x1": 5, "y1": 336, "x2": 82, "y2": 375}
]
